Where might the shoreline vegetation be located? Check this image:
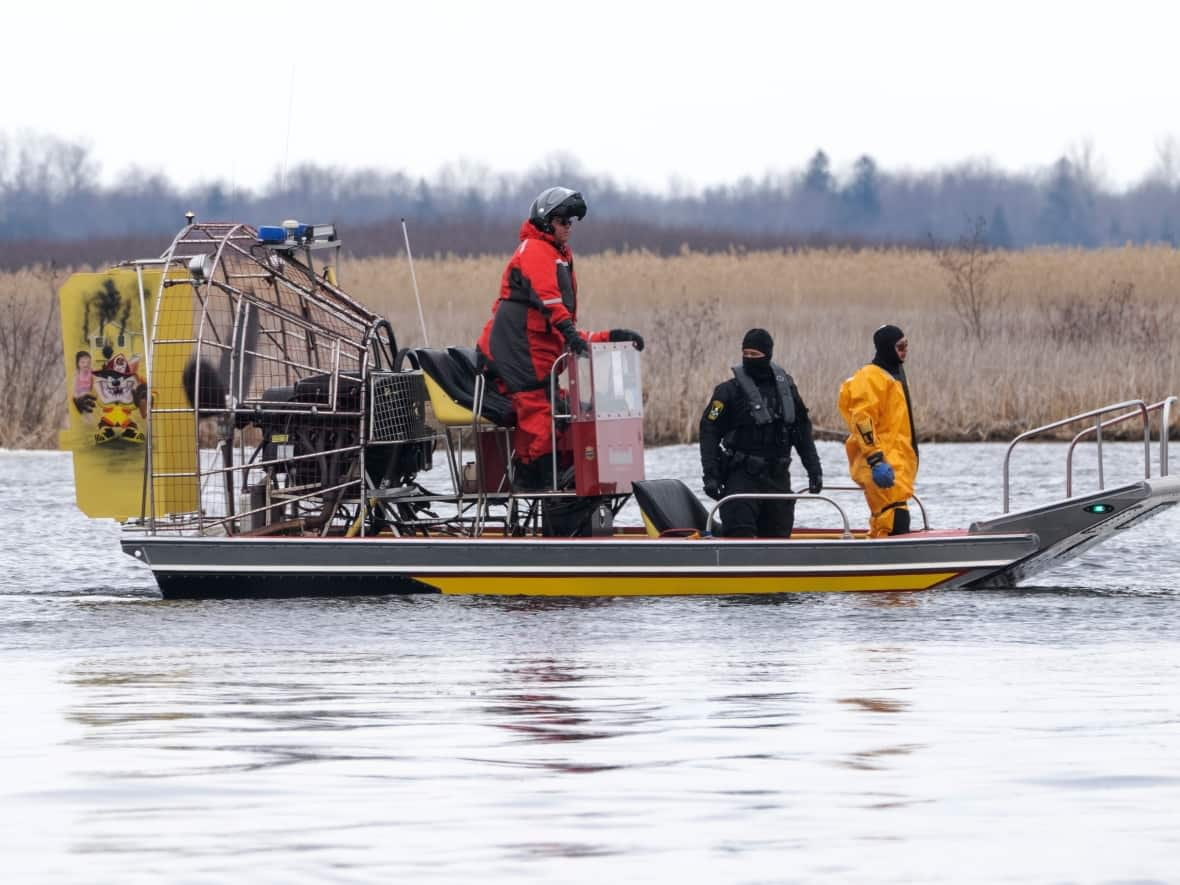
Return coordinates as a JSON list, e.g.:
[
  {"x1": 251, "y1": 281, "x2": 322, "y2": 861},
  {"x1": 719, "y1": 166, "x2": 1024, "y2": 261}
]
[{"x1": 5, "y1": 244, "x2": 1179, "y2": 450}]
